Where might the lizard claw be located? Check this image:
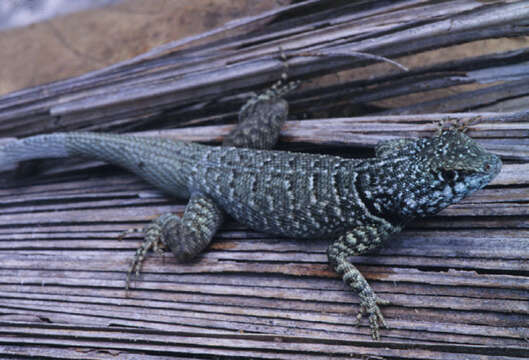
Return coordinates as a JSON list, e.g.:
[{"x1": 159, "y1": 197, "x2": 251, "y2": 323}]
[{"x1": 357, "y1": 294, "x2": 389, "y2": 340}]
